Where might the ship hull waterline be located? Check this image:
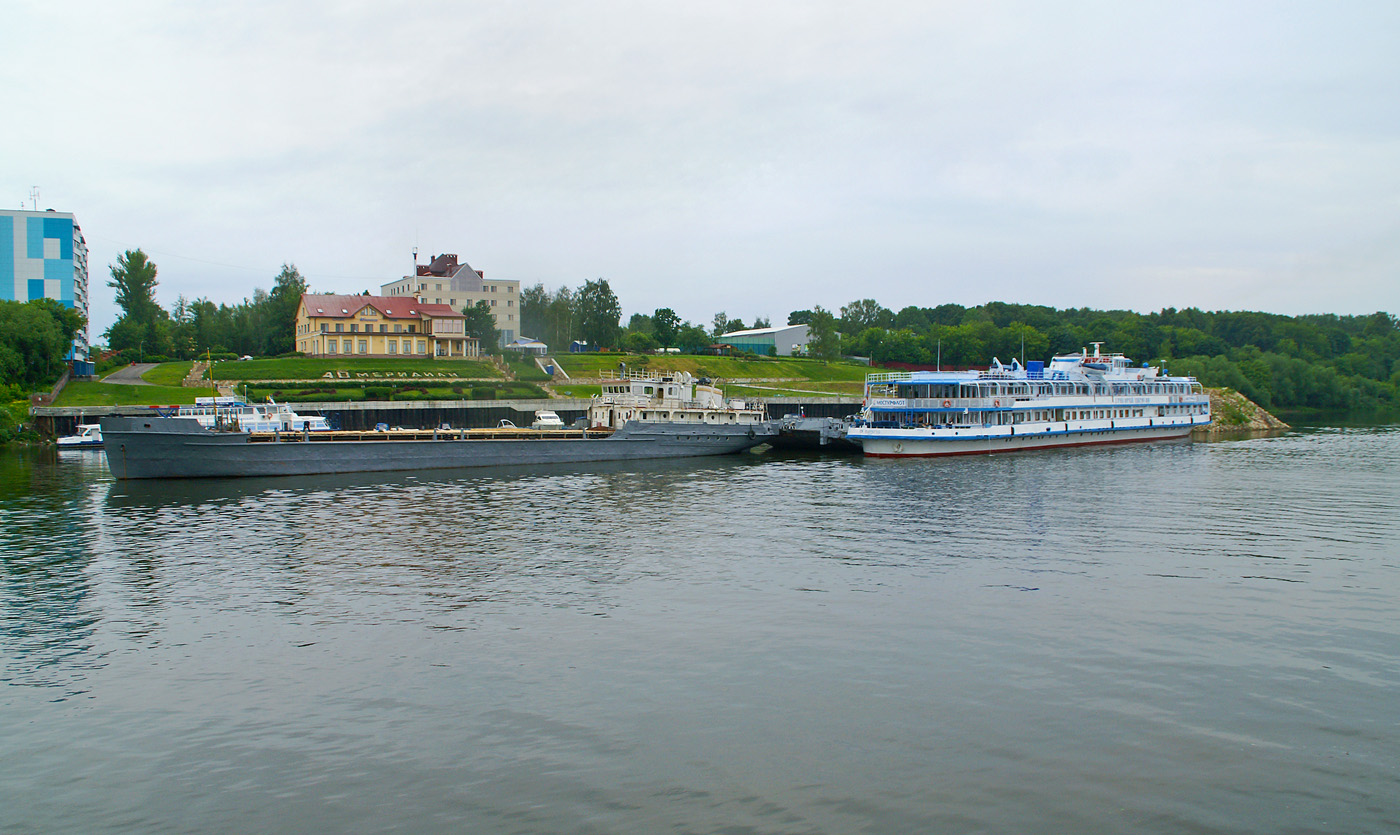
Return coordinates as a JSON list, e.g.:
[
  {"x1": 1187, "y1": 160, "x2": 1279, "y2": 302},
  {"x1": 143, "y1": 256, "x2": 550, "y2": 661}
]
[
  {"x1": 851, "y1": 419, "x2": 1202, "y2": 458},
  {"x1": 100, "y1": 416, "x2": 777, "y2": 480}
]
